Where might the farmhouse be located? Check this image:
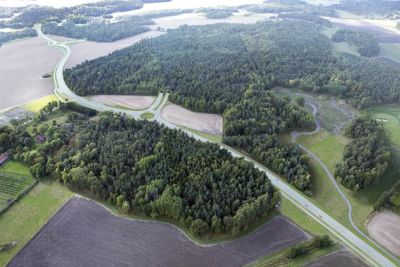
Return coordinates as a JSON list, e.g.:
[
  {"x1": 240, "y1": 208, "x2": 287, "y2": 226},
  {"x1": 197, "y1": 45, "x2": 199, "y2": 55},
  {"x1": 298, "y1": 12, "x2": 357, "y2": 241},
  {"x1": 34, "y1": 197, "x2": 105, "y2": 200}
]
[
  {"x1": 0, "y1": 152, "x2": 10, "y2": 166},
  {"x1": 36, "y1": 135, "x2": 46, "y2": 143}
]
